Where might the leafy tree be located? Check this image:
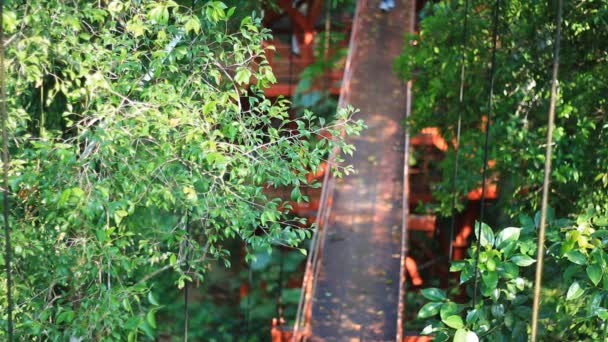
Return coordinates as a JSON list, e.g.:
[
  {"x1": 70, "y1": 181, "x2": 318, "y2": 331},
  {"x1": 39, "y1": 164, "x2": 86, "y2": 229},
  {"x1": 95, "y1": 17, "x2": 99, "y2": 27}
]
[
  {"x1": 419, "y1": 212, "x2": 608, "y2": 341},
  {"x1": 1, "y1": 0, "x2": 362, "y2": 339},
  {"x1": 395, "y1": 0, "x2": 608, "y2": 340},
  {"x1": 394, "y1": 0, "x2": 608, "y2": 221}
]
